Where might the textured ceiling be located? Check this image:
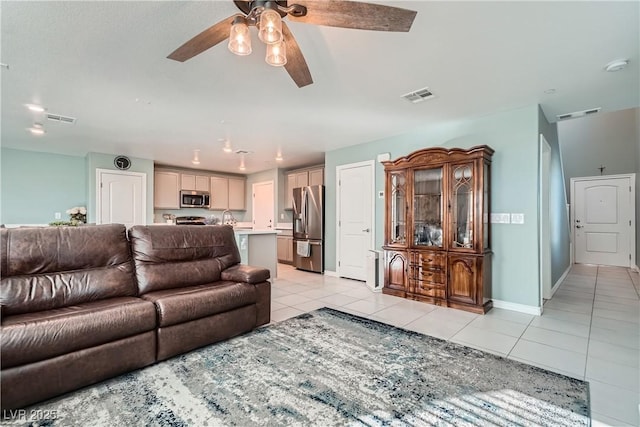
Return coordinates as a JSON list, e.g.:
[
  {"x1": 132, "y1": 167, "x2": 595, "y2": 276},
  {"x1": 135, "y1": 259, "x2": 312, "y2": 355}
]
[{"x1": 1, "y1": 1, "x2": 638, "y2": 173}]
